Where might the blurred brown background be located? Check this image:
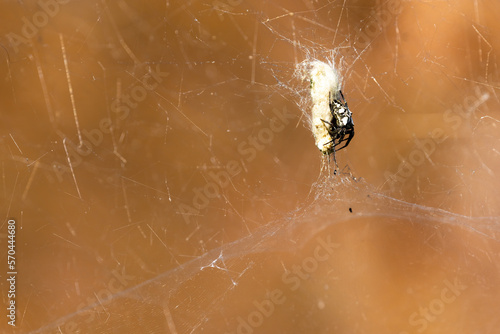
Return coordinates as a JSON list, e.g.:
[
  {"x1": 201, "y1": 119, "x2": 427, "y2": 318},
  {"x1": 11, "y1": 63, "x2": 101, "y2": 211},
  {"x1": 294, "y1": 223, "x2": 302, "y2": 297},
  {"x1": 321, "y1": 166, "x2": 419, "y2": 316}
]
[{"x1": 1, "y1": 0, "x2": 500, "y2": 333}]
